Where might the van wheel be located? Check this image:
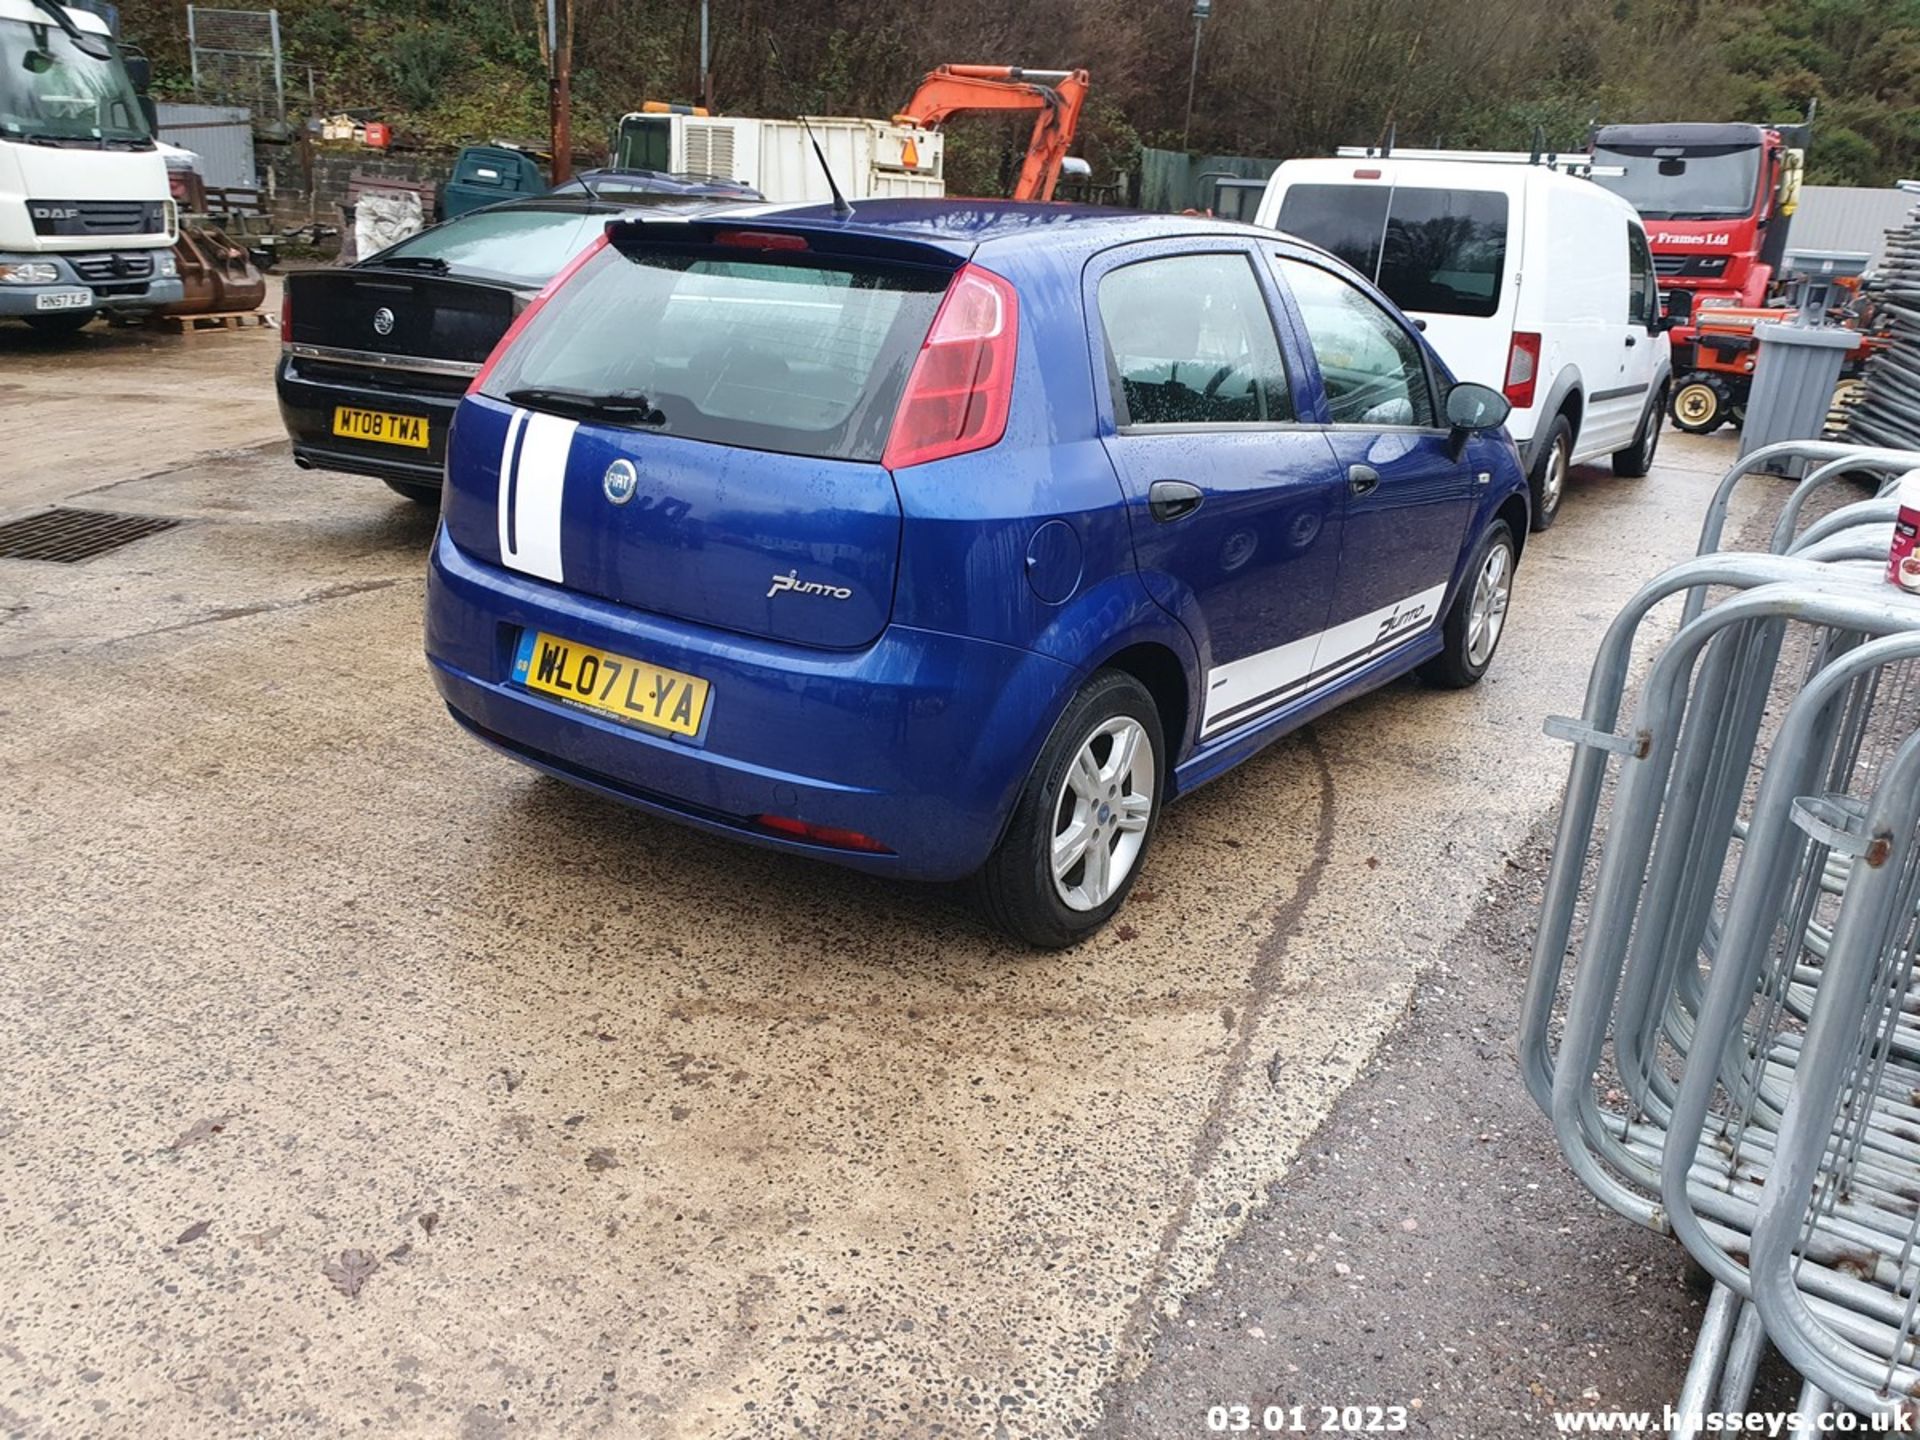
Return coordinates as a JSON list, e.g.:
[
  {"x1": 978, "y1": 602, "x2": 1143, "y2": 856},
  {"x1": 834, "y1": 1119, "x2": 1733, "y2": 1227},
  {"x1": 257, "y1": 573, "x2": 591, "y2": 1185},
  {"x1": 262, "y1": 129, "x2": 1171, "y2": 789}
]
[
  {"x1": 1527, "y1": 415, "x2": 1573, "y2": 532},
  {"x1": 972, "y1": 670, "x2": 1163, "y2": 949},
  {"x1": 1612, "y1": 385, "x2": 1665, "y2": 477},
  {"x1": 1670, "y1": 373, "x2": 1729, "y2": 434},
  {"x1": 1419, "y1": 520, "x2": 1516, "y2": 691},
  {"x1": 383, "y1": 479, "x2": 441, "y2": 506}
]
